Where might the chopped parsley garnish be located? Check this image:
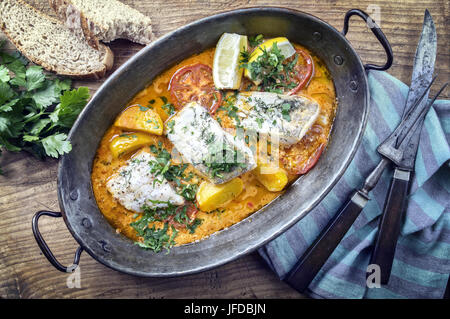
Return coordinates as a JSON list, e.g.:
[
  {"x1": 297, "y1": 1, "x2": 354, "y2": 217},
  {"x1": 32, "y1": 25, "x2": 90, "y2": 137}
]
[
  {"x1": 139, "y1": 104, "x2": 149, "y2": 112},
  {"x1": 218, "y1": 94, "x2": 241, "y2": 127},
  {"x1": 166, "y1": 120, "x2": 175, "y2": 133},
  {"x1": 244, "y1": 42, "x2": 299, "y2": 93},
  {"x1": 204, "y1": 131, "x2": 216, "y2": 145},
  {"x1": 160, "y1": 96, "x2": 175, "y2": 115},
  {"x1": 187, "y1": 218, "x2": 203, "y2": 234},
  {"x1": 130, "y1": 213, "x2": 177, "y2": 253},
  {"x1": 178, "y1": 183, "x2": 198, "y2": 202},
  {"x1": 239, "y1": 50, "x2": 250, "y2": 67},
  {"x1": 149, "y1": 142, "x2": 198, "y2": 201},
  {"x1": 255, "y1": 117, "x2": 264, "y2": 128},
  {"x1": 173, "y1": 205, "x2": 190, "y2": 224},
  {"x1": 147, "y1": 118, "x2": 160, "y2": 129},
  {"x1": 204, "y1": 142, "x2": 246, "y2": 179},
  {"x1": 249, "y1": 34, "x2": 264, "y2": 47},
  {"x1": 160, "y1": 96, "x2": 168, "y2": 104},
  {"x1": 162, "y1": 102, "x2": 175, "y2": 115},
  {"x1": 281, "y1": 102, "x2": 292, "y2": 121},
  {"x1": 130, "y1": 200, "x2": 202, "y2": 252}
]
